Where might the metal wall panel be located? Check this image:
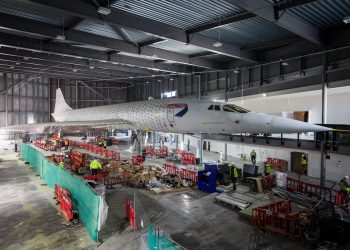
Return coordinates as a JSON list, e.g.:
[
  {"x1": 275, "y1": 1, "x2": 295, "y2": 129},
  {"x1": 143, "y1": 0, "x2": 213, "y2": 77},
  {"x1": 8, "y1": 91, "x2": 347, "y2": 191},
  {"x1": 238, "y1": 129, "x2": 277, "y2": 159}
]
[{"x1": 0, "y1": 72, "x2": 50, "y2": 126}]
